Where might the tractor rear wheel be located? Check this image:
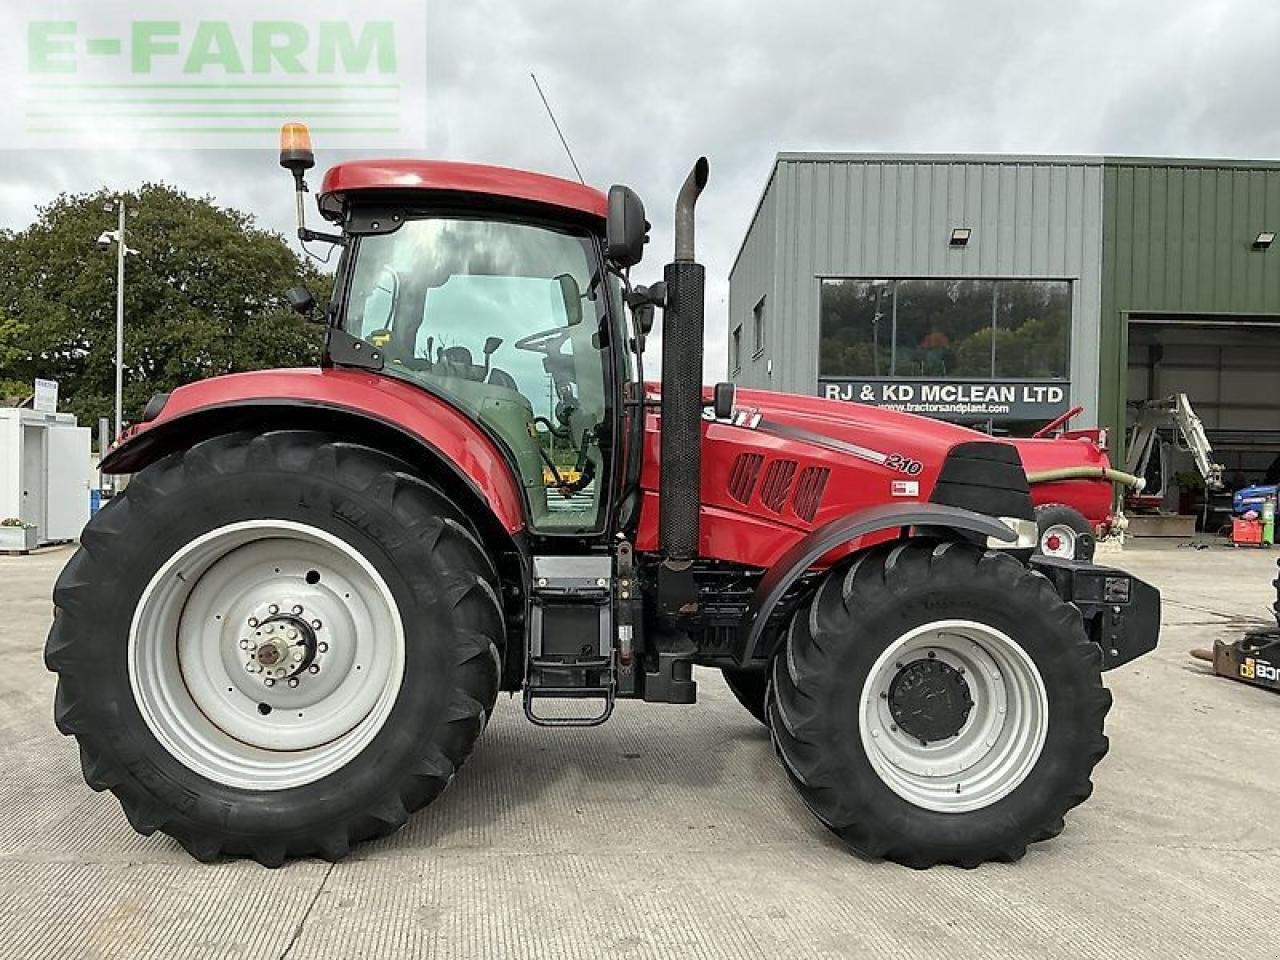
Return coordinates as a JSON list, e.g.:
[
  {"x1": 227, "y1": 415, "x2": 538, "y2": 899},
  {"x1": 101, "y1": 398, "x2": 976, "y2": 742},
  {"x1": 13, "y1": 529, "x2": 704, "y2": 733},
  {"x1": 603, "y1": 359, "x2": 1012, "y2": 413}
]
[
  {"x1": 768, "y1": 539, "x2": 1110, "y2": 869},
  {"x1": 721, "y1": 668, "x2": 769, "y2": 726},
  {"x1": 45, "y1": 430, "x2": 504, "y2": 866}
]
